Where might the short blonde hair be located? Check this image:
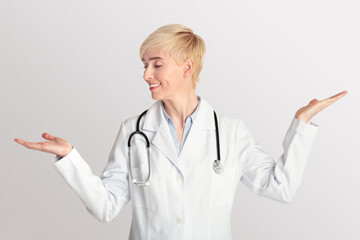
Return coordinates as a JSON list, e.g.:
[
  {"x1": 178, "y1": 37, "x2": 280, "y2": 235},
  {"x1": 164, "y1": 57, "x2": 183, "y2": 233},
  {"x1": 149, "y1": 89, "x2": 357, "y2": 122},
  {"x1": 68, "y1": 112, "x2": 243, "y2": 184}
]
[{"x1": 139, "y1": 24, "x2": 206, "y2": 88}]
